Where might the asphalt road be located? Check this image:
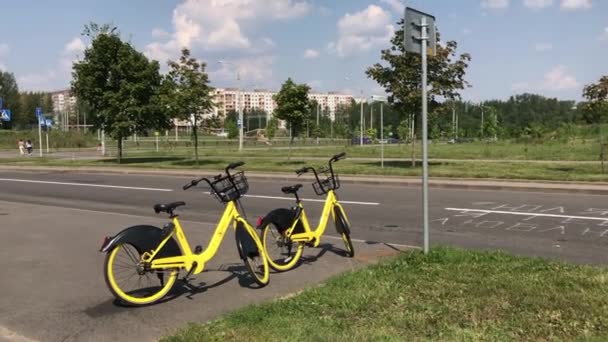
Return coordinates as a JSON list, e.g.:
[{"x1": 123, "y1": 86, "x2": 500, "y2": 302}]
[
  {"x1": 1, "y1": 169, "x2": 608, "y2": 265},
  {"x1": 2, "y1": 169, "x2": 608, "y2": 341}
]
